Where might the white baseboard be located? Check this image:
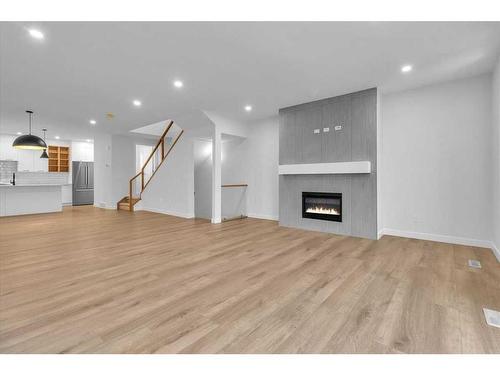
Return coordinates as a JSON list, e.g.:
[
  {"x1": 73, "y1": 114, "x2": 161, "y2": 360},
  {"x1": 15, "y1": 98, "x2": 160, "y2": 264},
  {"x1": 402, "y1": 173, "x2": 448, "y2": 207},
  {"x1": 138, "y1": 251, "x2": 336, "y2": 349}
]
[
  {"x1": 491, "y1": 242, "x2": 500, "y2": 262},
  {"x1": 140, "y1": 206, "x2": 194, "y2": 219},
  {"x1": 377, "y1": 229, "x2": 384, "y2": 240},
  {"x1": 380, "y1": 228, "x2": 499, "y2": 262},
  {"x1": 93, "y1": 203, "x2": 116, "y2": 210},
  {"x1": 247, "y1": 213, "x2": 279, "y2": 221},
  {"x1": 380, "y1": 228, "x2": 492, "y2": 248}
]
